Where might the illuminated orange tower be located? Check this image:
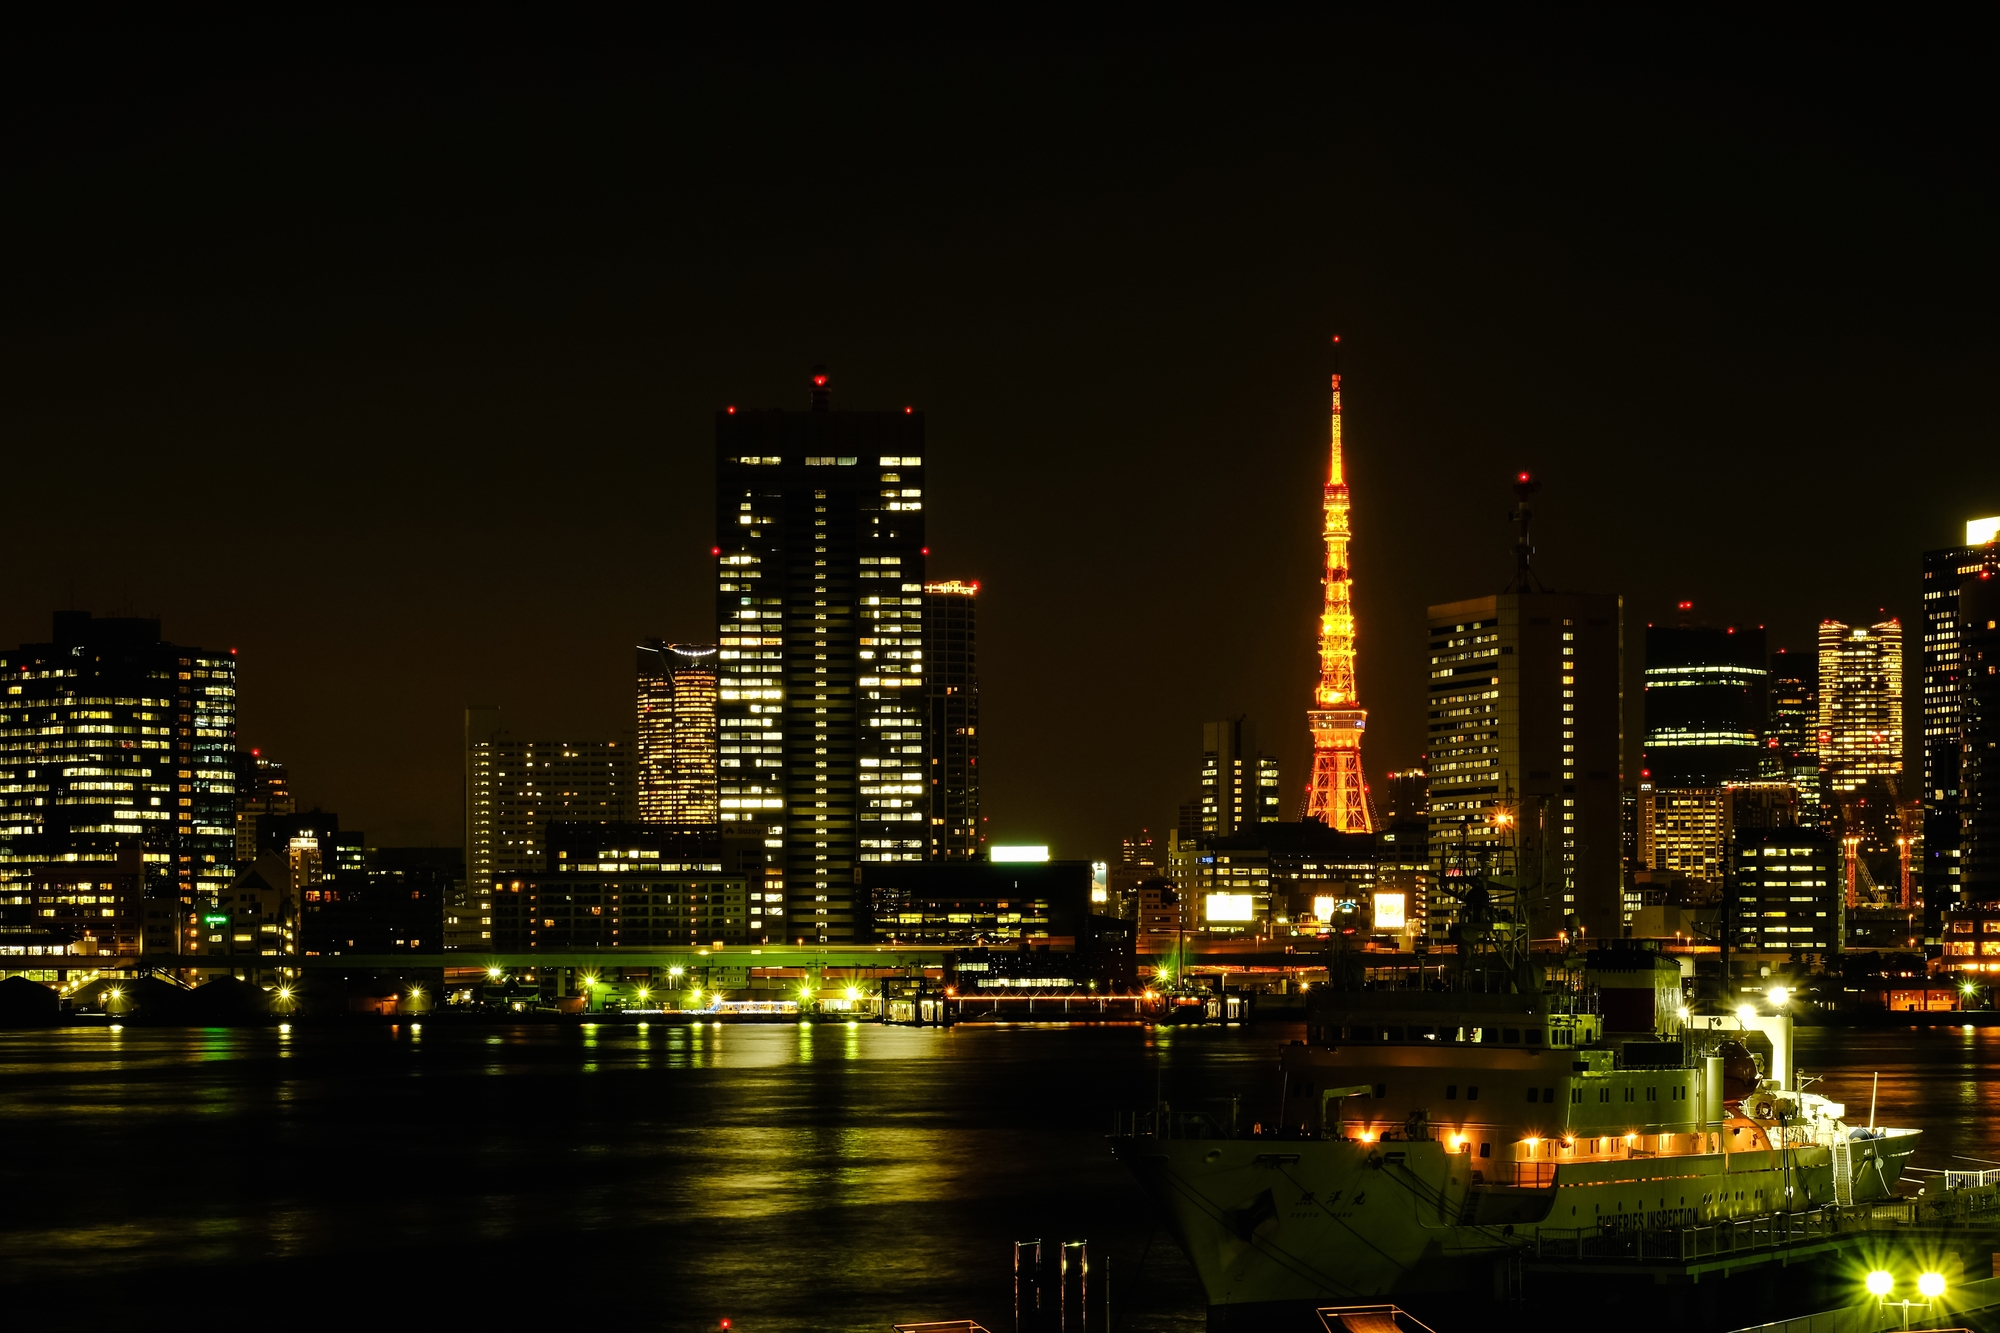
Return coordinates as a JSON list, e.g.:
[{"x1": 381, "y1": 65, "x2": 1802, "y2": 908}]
[{"x1": 1302, "y1": 347, "x2": 1373, "y2": 831}]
